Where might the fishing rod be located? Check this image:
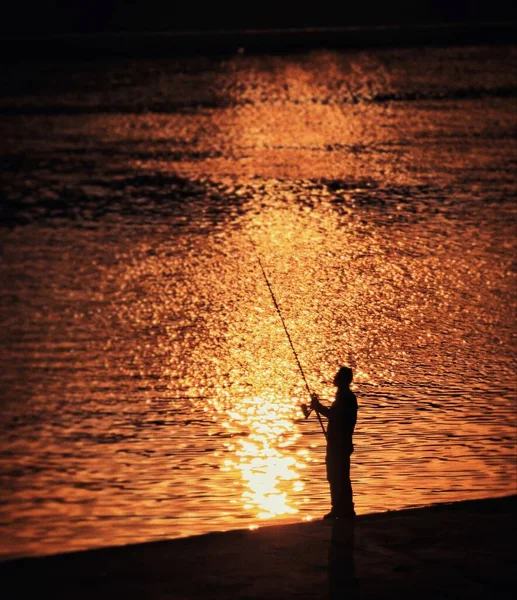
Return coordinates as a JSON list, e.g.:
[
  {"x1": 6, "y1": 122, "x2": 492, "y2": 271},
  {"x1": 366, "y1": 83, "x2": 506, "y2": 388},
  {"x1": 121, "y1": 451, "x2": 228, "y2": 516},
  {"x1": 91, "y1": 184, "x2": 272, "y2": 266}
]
[{"x1": 248, "y1": 235, "x2": 327, "y2": 439}]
